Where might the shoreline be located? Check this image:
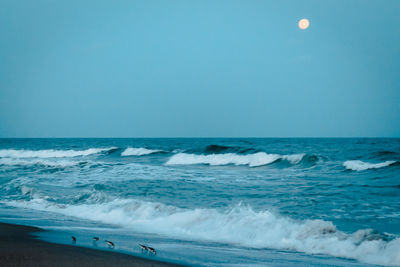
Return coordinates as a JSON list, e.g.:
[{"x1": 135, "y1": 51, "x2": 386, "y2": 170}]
[{"x1": 0, "y1": 222, "x2": 185, "y2": 267}]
